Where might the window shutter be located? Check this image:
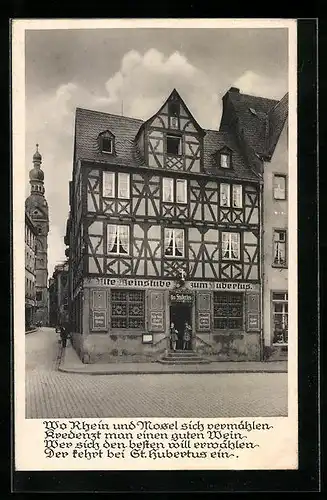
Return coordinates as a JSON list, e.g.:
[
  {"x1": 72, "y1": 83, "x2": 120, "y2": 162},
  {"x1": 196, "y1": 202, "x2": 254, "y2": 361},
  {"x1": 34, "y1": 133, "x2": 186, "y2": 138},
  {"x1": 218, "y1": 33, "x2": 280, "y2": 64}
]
[
  {"x1": 246, "y1": 292, "x2": 260, "y2": 331},
  {"x1": 196, "y1": 291, "x2": 212, "y2": 331},
  {"x1": 90, "y1": 289, "x2": 108, "y2": 331},
  {"x1": 147, "y1": 290, "x2": 165, "y2": 332}
]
